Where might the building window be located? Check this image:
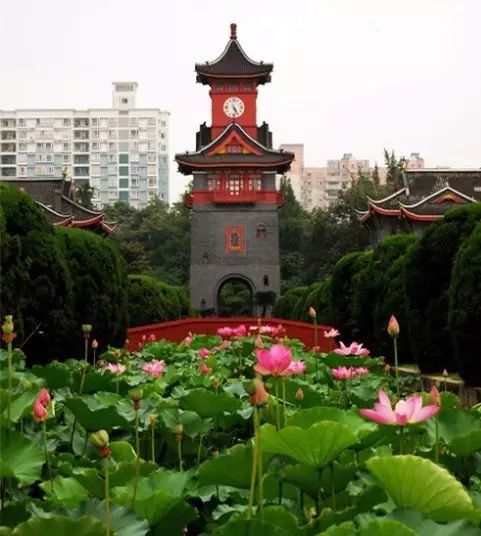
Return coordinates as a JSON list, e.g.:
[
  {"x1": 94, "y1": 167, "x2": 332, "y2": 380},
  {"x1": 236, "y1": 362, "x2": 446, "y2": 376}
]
[
  {"x1": 119, "y1": 154, "x2": 129, "y2": 164},
  {"x1": 121, "y1": 98, "x2": 128, "y2": 104},
  {"x1": 119, "y1": 166, "x2": 129, "y2": 176},
  {"x1": 256, "y1": 223, "x2": 267, "y2": 238},
  {"x1": 225, "y1": 226, "x2": 244, "y2": 253},
  {"x1": 119, "y1": 191, "x2": 129, "y2": 201},
  {"x1": 263, "y1": 275, "x2": 269, "y2": 286},
  {"x1": 119, "y1": 178, "x2": 129, "y2": 188}
]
